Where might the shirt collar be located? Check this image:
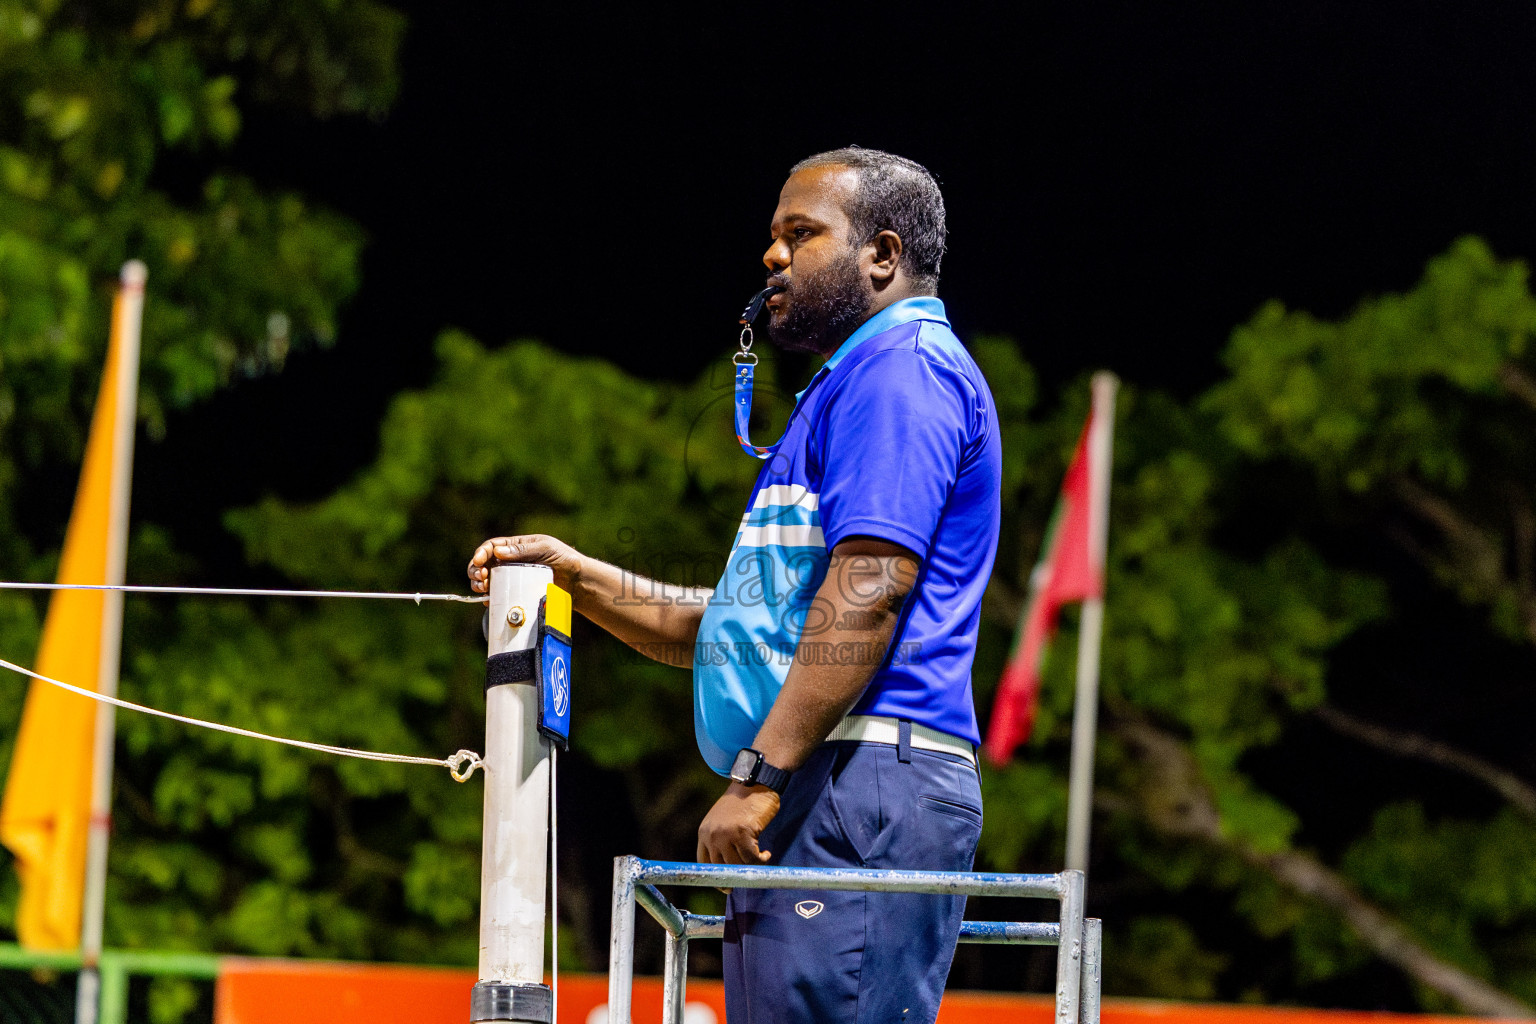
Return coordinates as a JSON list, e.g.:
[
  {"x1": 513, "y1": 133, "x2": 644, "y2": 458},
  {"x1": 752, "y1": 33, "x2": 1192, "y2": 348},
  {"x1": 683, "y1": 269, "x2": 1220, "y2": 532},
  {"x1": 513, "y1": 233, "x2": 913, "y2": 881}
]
[{"x1": 795, "y1": 296, "x2": 950, "y2": 401}]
